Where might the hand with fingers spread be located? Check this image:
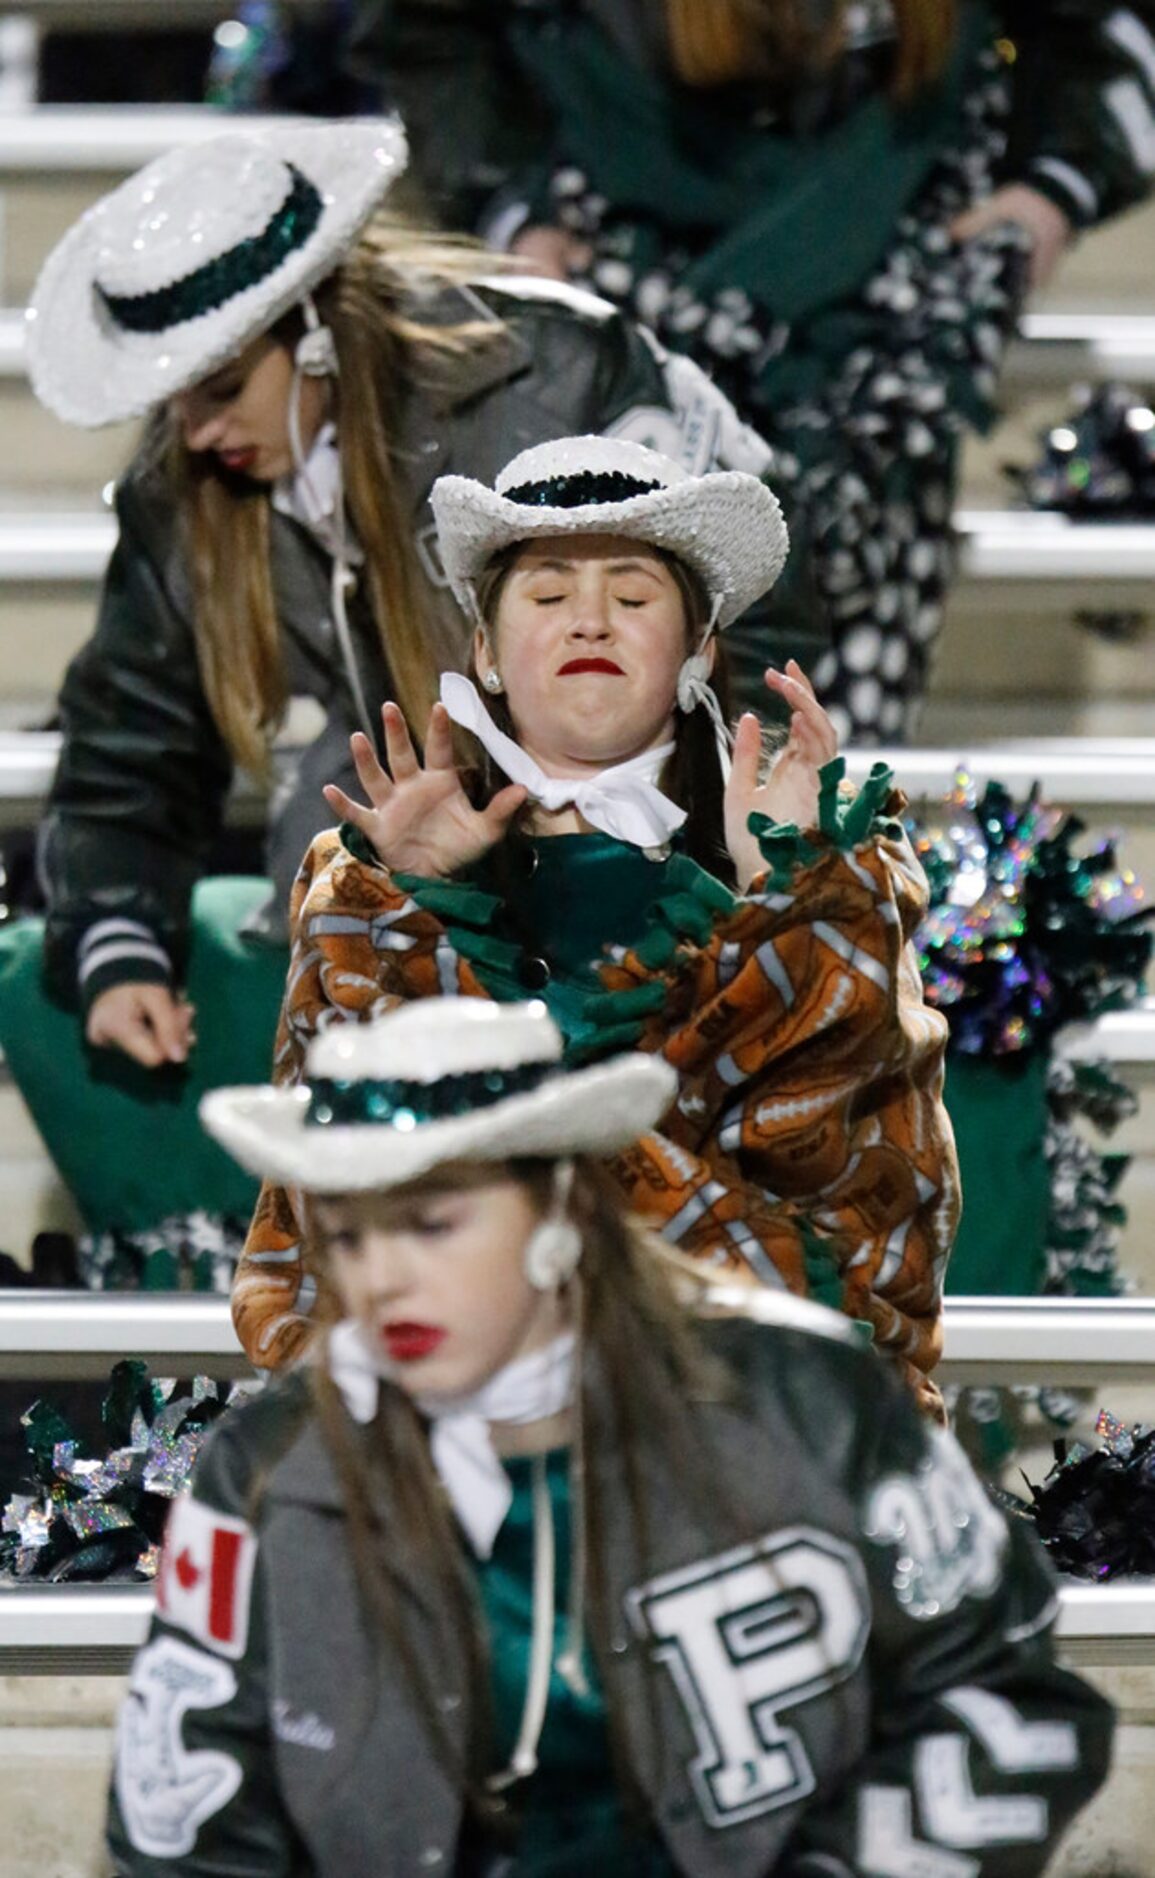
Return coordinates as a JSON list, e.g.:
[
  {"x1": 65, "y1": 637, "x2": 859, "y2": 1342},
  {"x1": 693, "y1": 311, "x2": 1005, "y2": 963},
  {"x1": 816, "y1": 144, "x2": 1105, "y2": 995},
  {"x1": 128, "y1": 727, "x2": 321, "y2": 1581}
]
[
  {"x1": 322, "y1": 700, "x2": 527, "y2": 879},
  {"x1": 724, "y1": 660, "x2": 840, "y2": 891}
]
